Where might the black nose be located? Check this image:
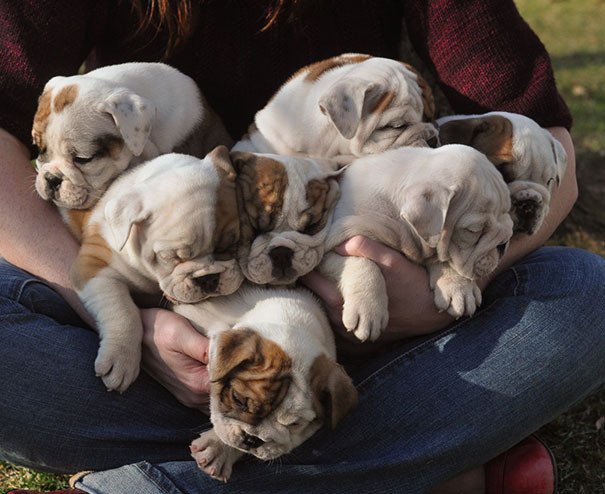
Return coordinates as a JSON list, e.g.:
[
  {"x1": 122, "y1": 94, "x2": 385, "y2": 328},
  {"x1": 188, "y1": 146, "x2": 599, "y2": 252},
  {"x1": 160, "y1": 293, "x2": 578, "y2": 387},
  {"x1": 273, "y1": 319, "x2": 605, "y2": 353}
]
[
  {"x1": 269, "y1": 246, "x2": 294, "y2": 271},
  {"x1": 45, "y1": 173, "x2": 63, "y2": 192},
  {"x1": 193, "y1": 273, "x2": 220, "y2": 293},
  {"x1": 497, "y1": 242, "x2": 508, "y2": 258},
  {"x1": 241, "y1": 432, "x2": 264, "y2": 450}
]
